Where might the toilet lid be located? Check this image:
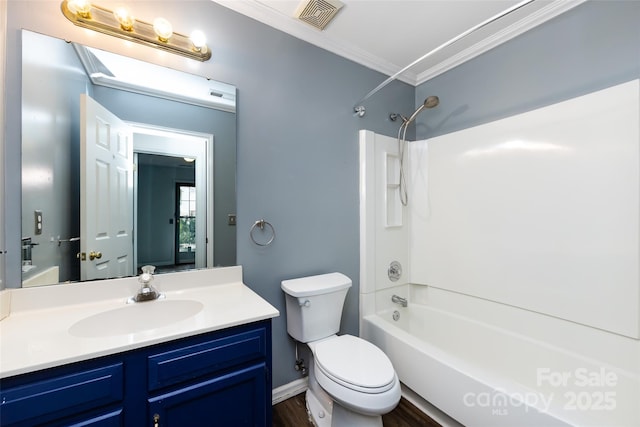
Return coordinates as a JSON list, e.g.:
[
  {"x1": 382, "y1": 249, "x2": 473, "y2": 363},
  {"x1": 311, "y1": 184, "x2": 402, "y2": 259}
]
[{"x1": 314, "y1": 335, "x2": 395, "y2": 392}]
